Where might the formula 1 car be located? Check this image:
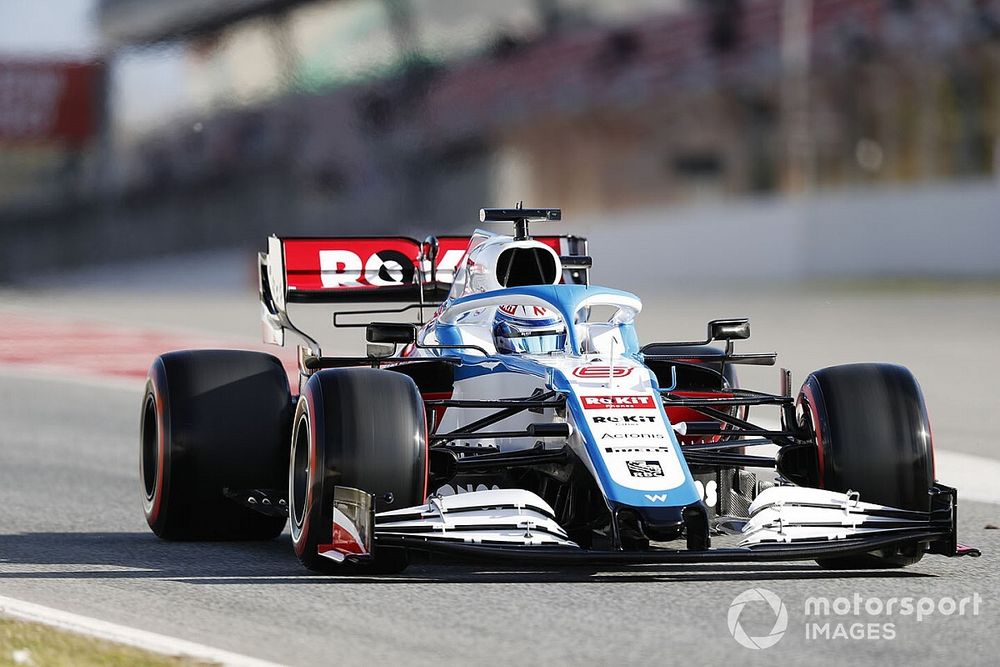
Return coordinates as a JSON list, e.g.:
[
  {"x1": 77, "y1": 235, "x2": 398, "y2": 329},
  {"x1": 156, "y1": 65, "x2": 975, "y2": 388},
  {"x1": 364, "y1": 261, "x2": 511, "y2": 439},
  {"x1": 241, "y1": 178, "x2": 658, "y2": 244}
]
[{"x1": 140, "y1": 207, "x2": 979, "y2": 573}]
